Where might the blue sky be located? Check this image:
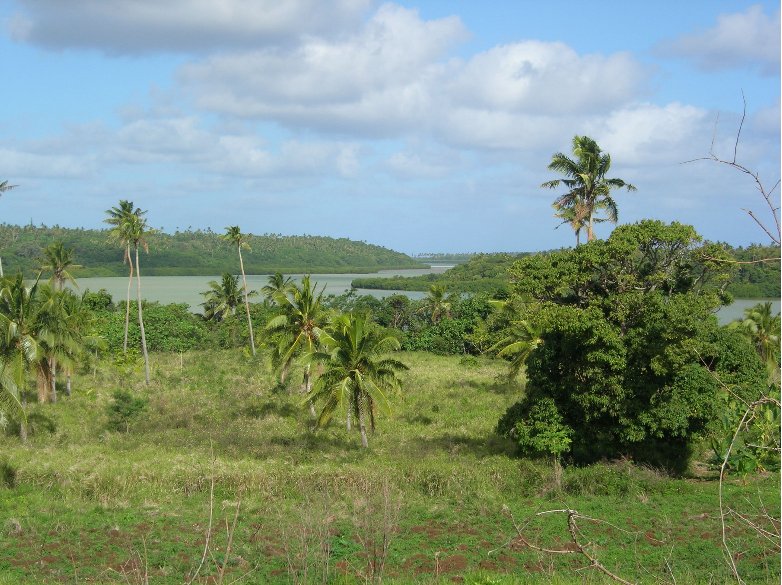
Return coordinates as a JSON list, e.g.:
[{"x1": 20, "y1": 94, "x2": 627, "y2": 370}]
[{"x1": 0, "y1": 1, "x2": 779, "y2": 254}]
